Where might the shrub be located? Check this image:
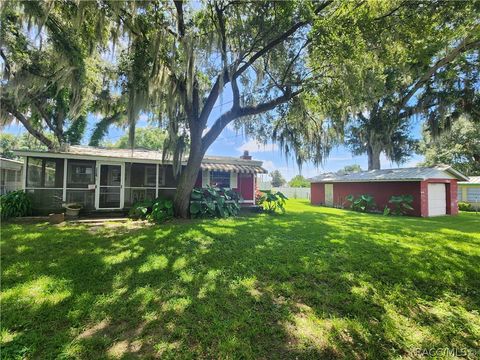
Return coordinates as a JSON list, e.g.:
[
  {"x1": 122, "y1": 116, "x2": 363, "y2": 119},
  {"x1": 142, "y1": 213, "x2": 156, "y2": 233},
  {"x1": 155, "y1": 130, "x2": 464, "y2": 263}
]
[
  {"x1": 147, "y1": 199, "x2": 174, "y2": 223},
  {"x1": 257, "y1": 190, "x2": 288, "y2": 214},
  {"x1": 128, "y1": 198, "x2": 173, "y2": 223},
  {"x1": 387, "y1": 195, "x2": 414, "y2": 216},
  {"x1": 0, "y1": 190, "x2": 32, "y2": 219},
  {"x1": 190, "y1": 186, "x2": 241, "y2": 218},
  {"x1": 128, "y1": 199, "x2": 155, "y2": 219},
  {"x1": 458, "y1": 202, "x2": 474, "y2": 212},
  {"x1": 345, "y1": 194, "x2": 376, "y2": 212}
]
